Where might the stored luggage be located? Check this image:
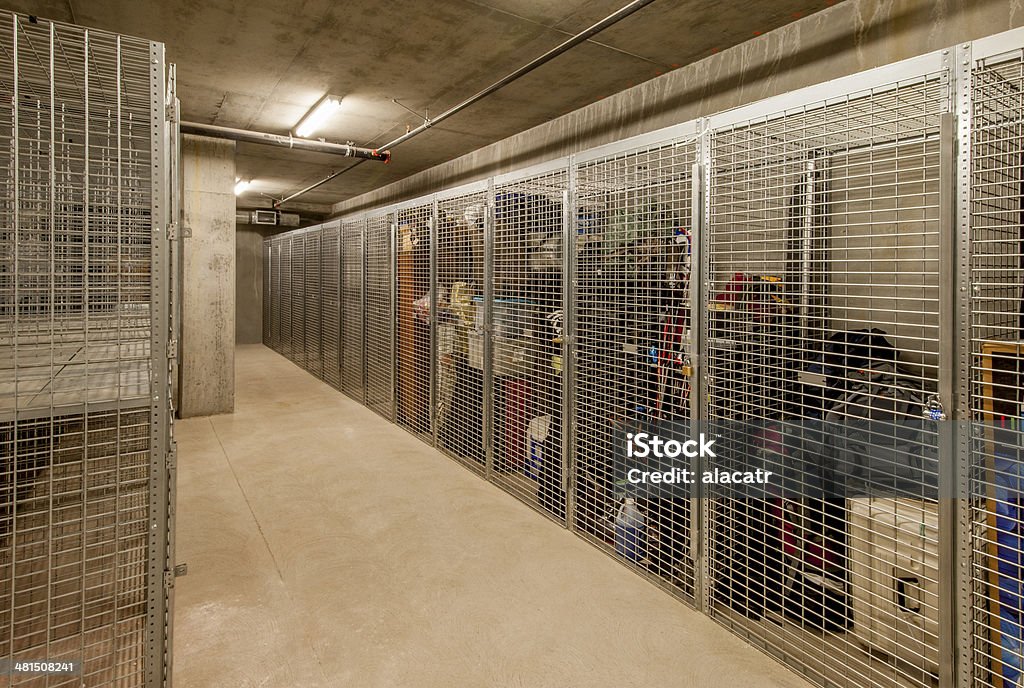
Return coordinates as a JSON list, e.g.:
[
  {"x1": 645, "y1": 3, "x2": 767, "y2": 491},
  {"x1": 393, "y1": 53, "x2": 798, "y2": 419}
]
[
  {"x1": 823, "y1": 363, "x2": 940, "y2": 499},
  {"x1": 848, "y1": 497, "x2": 939, "y2": 674}
]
